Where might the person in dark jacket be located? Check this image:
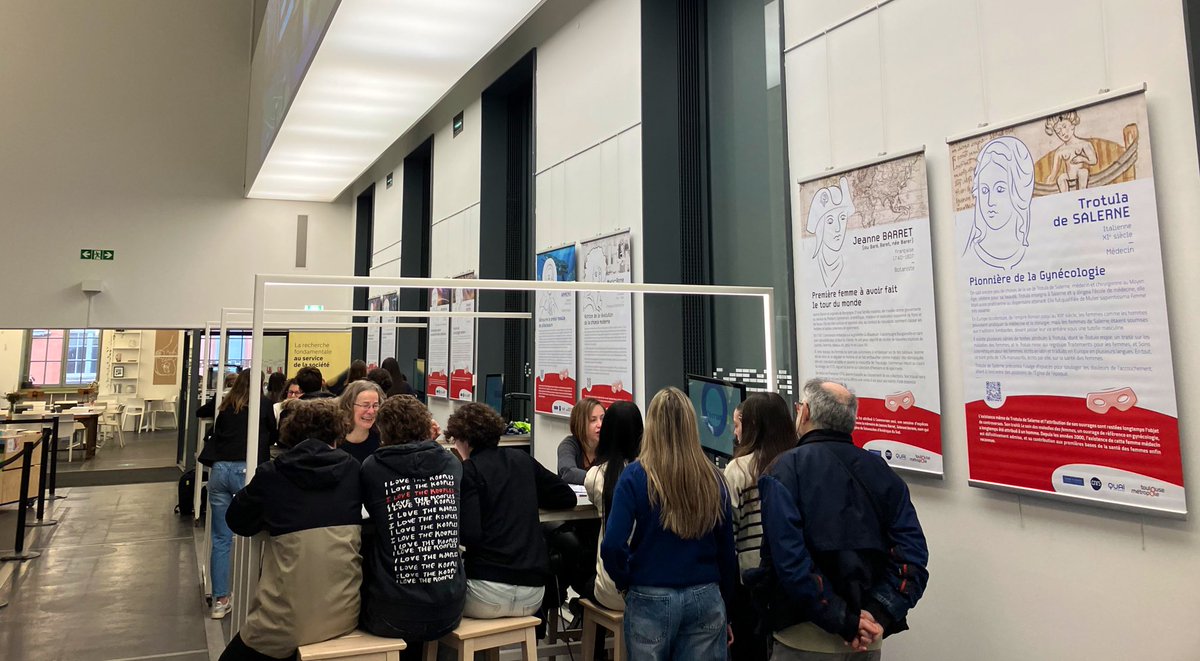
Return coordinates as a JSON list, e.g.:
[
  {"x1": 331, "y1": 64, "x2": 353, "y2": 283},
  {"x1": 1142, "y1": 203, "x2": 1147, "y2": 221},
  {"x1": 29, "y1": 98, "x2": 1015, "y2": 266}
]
[
  {"x1": 195, "y1": 369, "x2": 276, "y2": 620},
  {"x1": 295, "y1": 366, "x2": 336, "y2": 400},
  {"x1": 219, "y1": 398, "x2": 363, "y2": 661},
  {"x1": 365, "y1": 367, "x2": 393, "y2": 394},
  {"x1": 755, "y1": 378, "x2": 929, "y2": 660},
  {"x1": 381, "y1": 357, "x2": 416, "y2": 398},
  {"x1": 360, "y1": 395, "x2": 464, "y2": 653},
  {"x1": 447, "y1": 403, "x2": 577, "y2": 618}
]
